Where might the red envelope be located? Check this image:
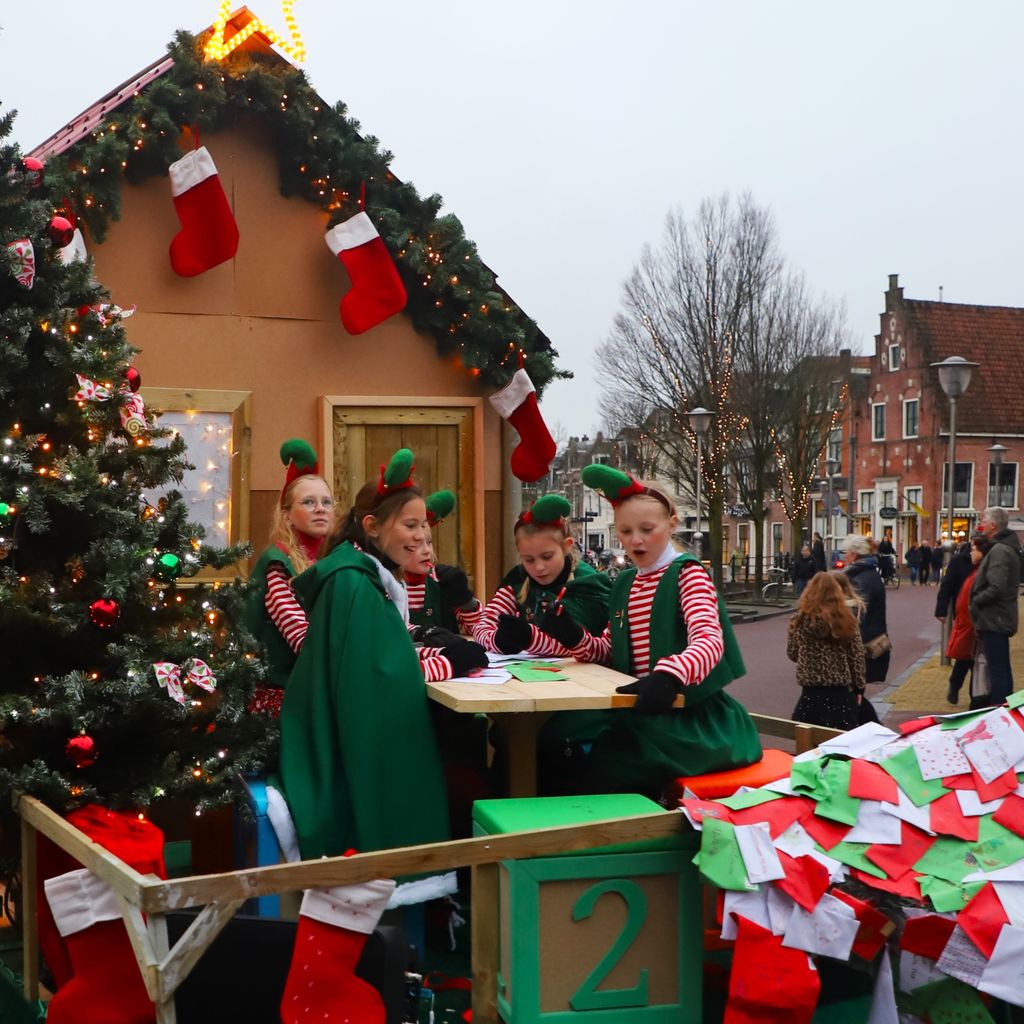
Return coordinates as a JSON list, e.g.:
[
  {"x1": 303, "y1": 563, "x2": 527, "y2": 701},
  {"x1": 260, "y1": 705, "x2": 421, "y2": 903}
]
[
  {"x1": 993, "y1": 793, "x2": 1024, "y2": 838},
  {"x1": 773, "y1": 850, "x2": 831, "y2": 912},
  {"x1": 853, "y1": 867, "x2": 922, "y2": 900},
  {"x1": 957, "y1": 882, "x2": 1009, "y2": 958},
  {"x1": 731, "y1": 795, "x2": 815, "y2": 838},
  {"x1": 943, "y1": 764, "x2": 1019, "y2": 801},
  {"x1": 849, "y1": 759, "x2": 900, "y2": 803},
  {"x1": 865, "y1": 821, "x2": 934, "y2": 878},
  {"x1": 900, "y1": 914, "x2": 956, "y2": 959},
  {"x1": 802, "y1": 812, "x2": 852, "y2": 851},
  {"x1": 831, "y1": 889, "x2": 894, "y2": 960},
  {"x1": 928, "y1": 791, "x2": 981, "y2": 842},
  {"x1": 900, "y1": 716, "x2": 937, "y2": 735},
  {"x1": 725, "y1": 917, "x2": 821, "y2": 1024}
]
